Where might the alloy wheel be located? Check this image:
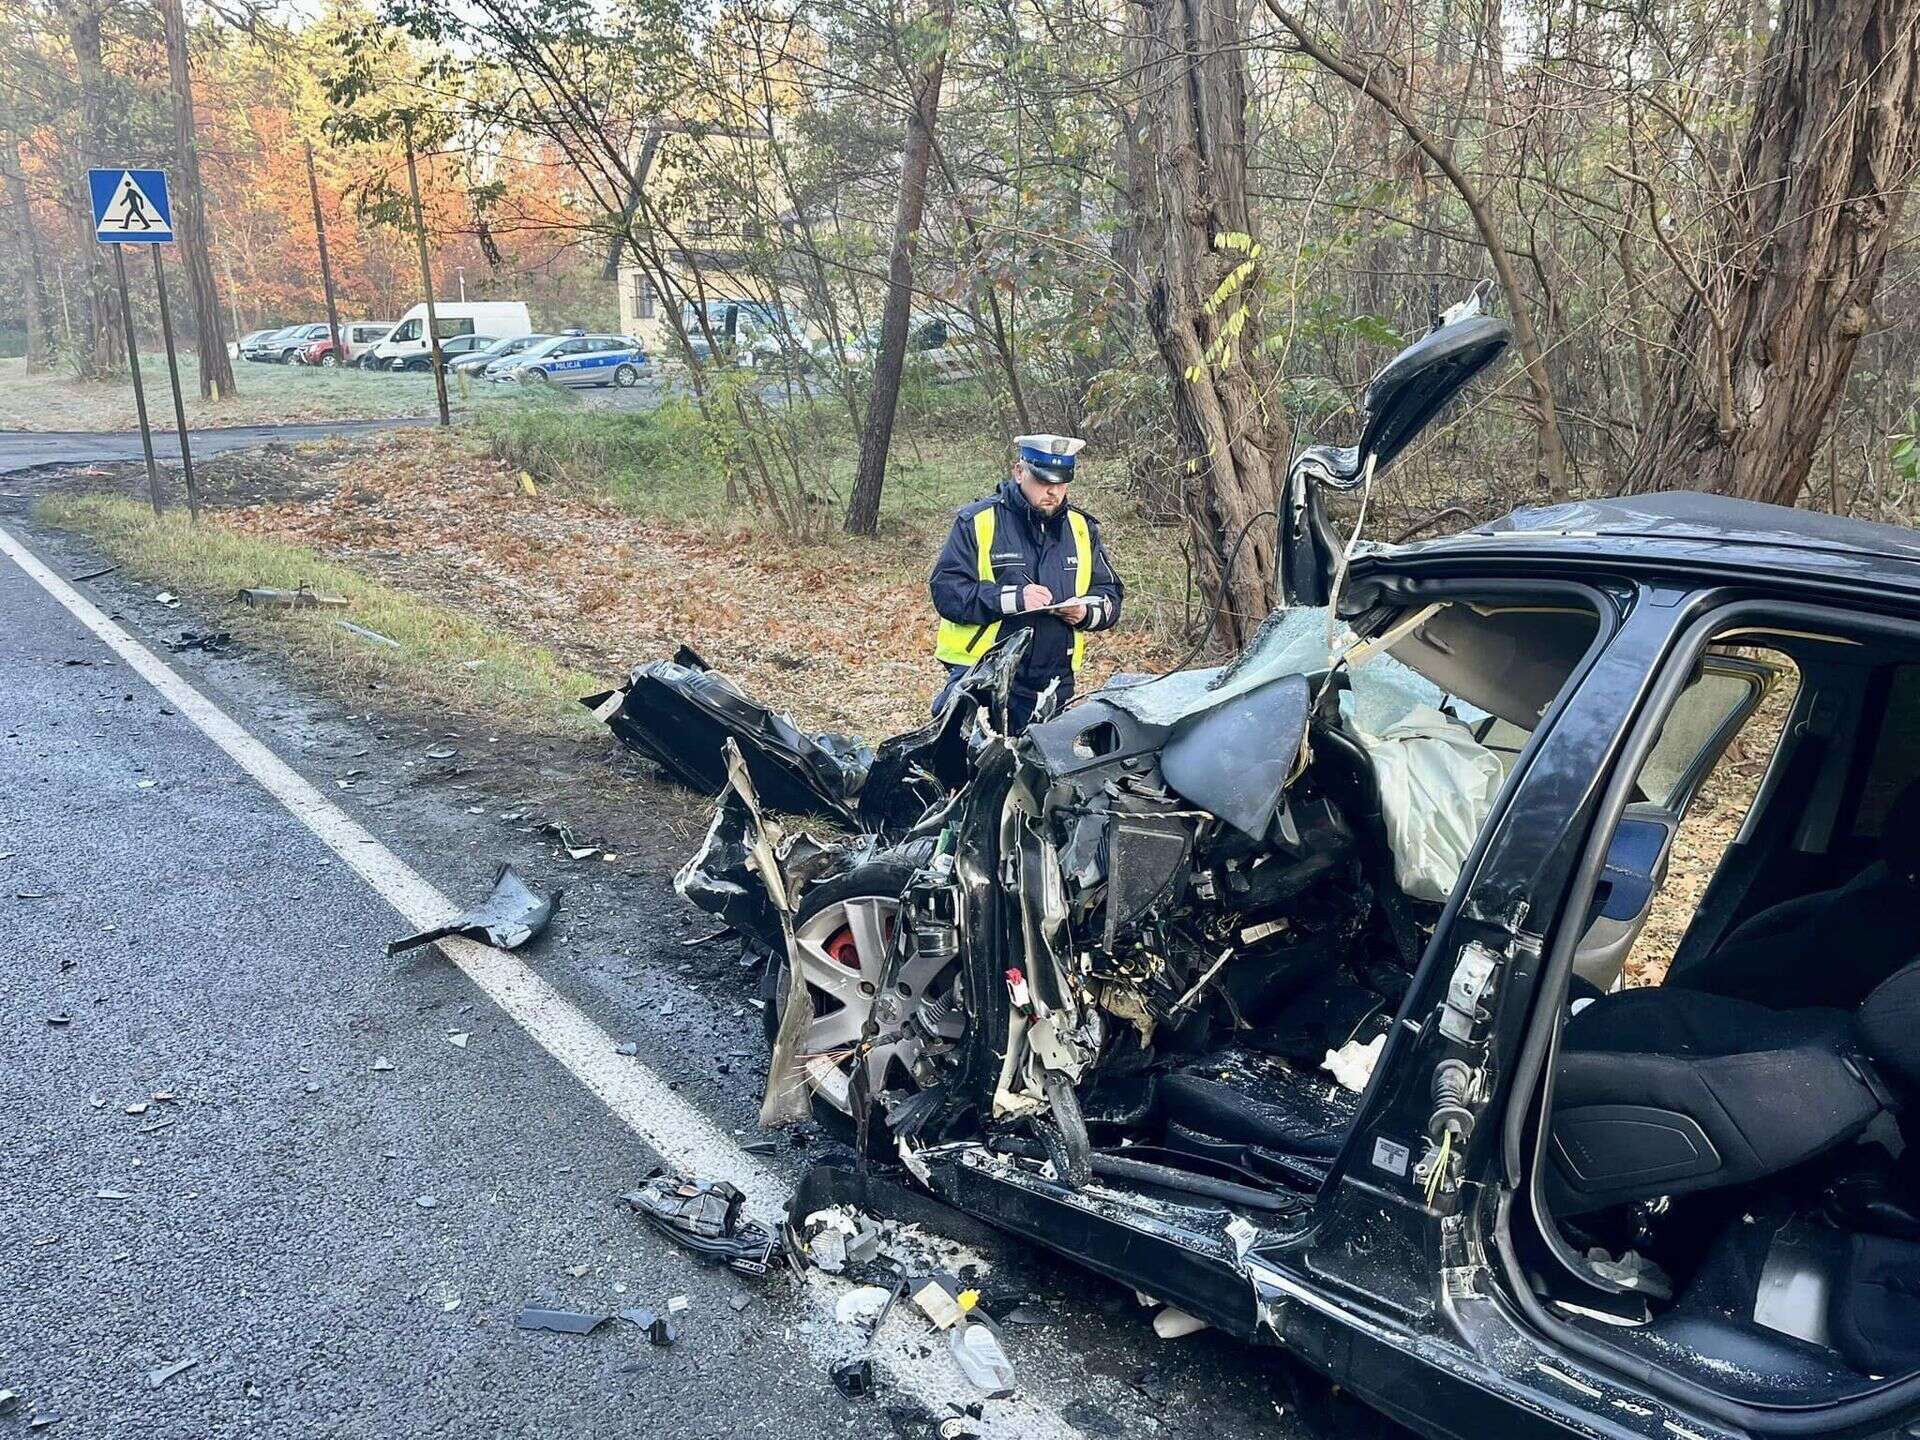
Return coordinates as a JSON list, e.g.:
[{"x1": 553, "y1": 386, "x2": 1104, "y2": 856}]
[{"x1": 783, "y1": 894, "x2": 964, "y2": 1115}]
